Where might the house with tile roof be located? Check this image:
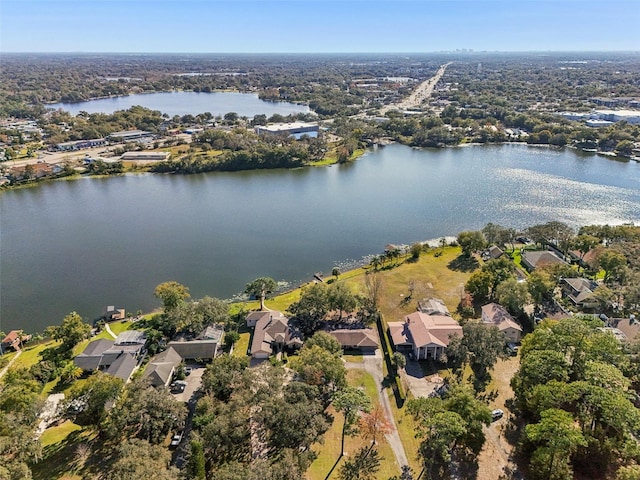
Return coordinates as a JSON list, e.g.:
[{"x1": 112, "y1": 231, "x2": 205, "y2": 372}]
[
  {"x1": 387, "y1": 312, "x2": 462, "y2": 360},
  {"x1": 481, "y1": 303, "x2": 522, "y2": 343}
]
